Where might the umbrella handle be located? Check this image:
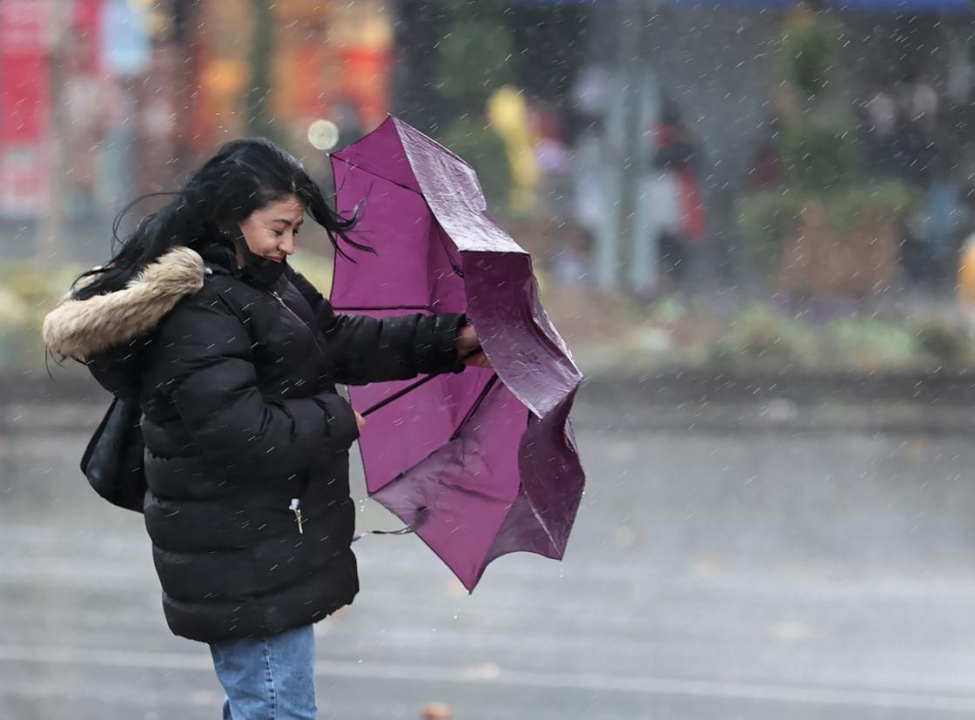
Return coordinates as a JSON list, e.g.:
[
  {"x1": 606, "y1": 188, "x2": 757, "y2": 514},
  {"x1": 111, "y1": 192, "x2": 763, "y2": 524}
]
[
  {"x1": 352, "y1": 526, "x2": 415, "y2": 543},
  {"x1": 352, "y1": 506, "x2": 430, "y2": 543},
  {"x1": 360, "y1": 347, "x2": 485, "y2": 417}
]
